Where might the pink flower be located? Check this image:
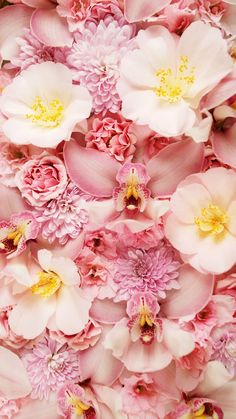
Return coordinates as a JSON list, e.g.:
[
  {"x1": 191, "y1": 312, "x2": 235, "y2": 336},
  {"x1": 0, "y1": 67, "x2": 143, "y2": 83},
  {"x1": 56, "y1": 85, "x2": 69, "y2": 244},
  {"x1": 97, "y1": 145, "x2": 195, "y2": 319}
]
[
  {"x1": 165, "y1": 167, "x2": 236, "y2": 274},
  {"x1": 85, "y1": 116, "x2": 137, "y2": 162},
  {"x1": 15, "y1": 155, "x2": 68, "y2": 207},
  {"x1": 176, "y1": 344, "x2": 210, "y2": 391},
  {"x1": 113, "y1": 240, "x2": 180, "y2": 302},
  {"x1": 84, "y1": 228, "x2": 118, "y2": 259},
  {"x1": 0, "y1": 398, "x2": 19, "y2": 418},
  {"x1": 0, "y1": 306, "x2": 31, "y2": 349},
  {"x1": 67, "y1": 19, "x2": 135, "y2": 114},
  {"x1": 0, "y1": 211, "x2": 39, "y2": 258},
  {"x1": 120, "y1": 374, "x2": 165, "y2": 418},
  {"x1": 11, "y1": 28, "x2": 69, "y2": 70},
  {"x1": 211, "y1": 323, "x2": 236, "y2": 375},
  {"x1": 35, "y1": 182, "x2": 89, "y2": 245},
  {"x1": 49, "y1": 318, "x2": 102, "y2": 351},
  {"x1": 23, "y1": 336, "x2": 80, "y2": 400},
  {"x1": 0, "y1": 142, "x2": 30, "y2": 188}
]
